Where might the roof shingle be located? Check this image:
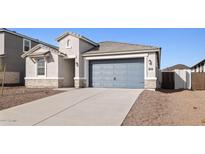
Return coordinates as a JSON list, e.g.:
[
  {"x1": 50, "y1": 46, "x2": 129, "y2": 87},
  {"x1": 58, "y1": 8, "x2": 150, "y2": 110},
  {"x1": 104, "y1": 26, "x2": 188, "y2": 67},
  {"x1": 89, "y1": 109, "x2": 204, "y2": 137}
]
[
  {"x1": 83, "y1": 41, "x2": 160, "y2": 56},
  {"x1": 162, "y1": 64, "x2": 190, "y2": 72}
]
